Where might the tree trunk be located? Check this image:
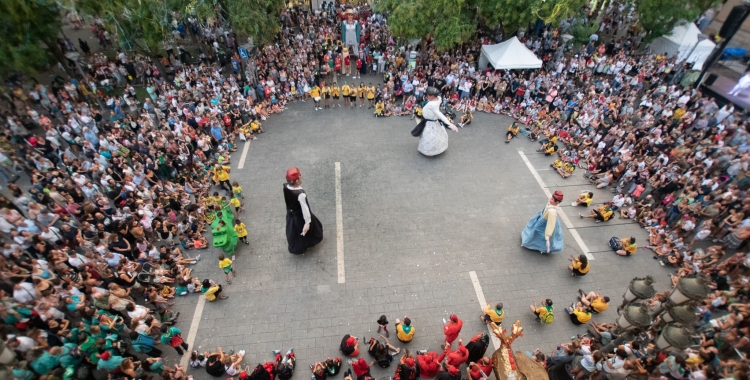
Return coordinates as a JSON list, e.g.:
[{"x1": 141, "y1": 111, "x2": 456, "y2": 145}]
[{"x1": 42, "y1": 36, "x2": 75, "y2": 77}]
